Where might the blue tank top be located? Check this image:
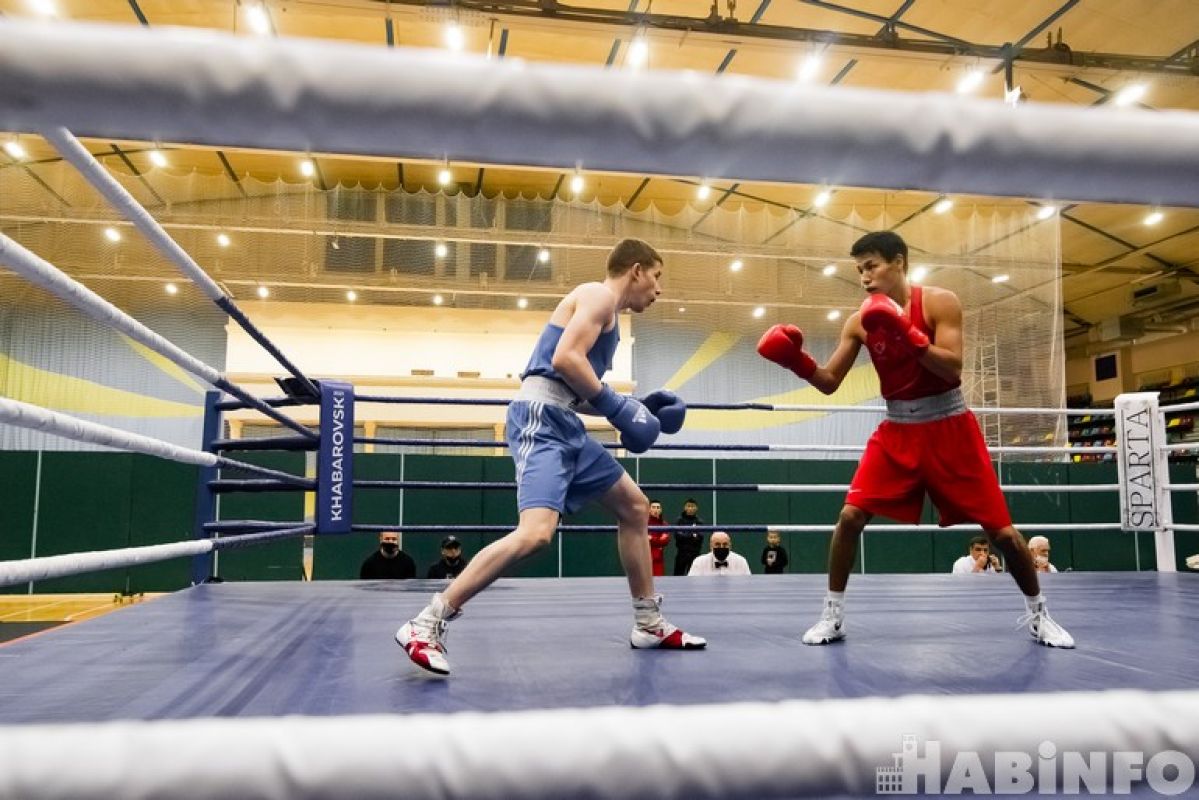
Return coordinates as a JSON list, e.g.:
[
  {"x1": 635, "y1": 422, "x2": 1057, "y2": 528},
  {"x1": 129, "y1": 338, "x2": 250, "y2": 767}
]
[{"x1": 521, "y1": 321, "x2": 620, "y2": 383}]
